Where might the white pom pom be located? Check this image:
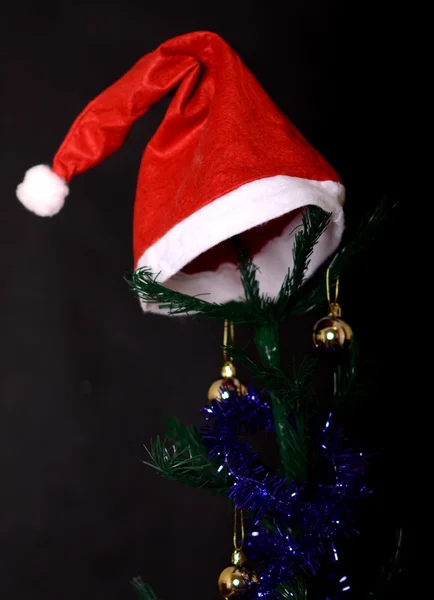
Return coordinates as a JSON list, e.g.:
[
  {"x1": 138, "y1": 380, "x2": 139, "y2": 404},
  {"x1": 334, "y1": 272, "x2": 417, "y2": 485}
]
[{"x1": 16, "y1": 165, "x2": 69, "y2": 217}]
